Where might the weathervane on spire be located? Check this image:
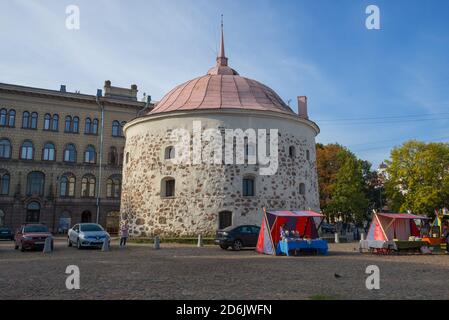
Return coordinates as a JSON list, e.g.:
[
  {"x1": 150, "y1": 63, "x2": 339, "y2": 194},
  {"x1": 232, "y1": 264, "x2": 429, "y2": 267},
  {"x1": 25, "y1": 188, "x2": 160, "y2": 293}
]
[{"x1": 217, "y1": 14, "x2": 228, "y2": 67}]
